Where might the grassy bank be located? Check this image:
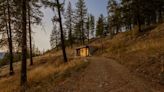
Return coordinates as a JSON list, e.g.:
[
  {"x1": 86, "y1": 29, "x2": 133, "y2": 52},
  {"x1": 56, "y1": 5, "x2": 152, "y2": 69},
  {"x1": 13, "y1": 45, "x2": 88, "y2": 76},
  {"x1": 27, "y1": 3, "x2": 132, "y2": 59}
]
[{"x1": 0, "y1": 53, "x2": 89, "y2": 92}]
